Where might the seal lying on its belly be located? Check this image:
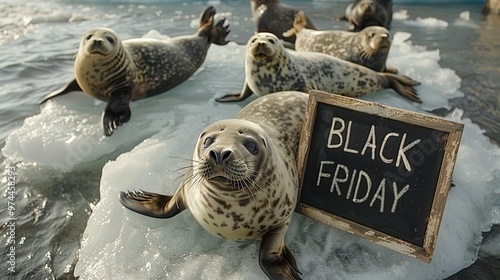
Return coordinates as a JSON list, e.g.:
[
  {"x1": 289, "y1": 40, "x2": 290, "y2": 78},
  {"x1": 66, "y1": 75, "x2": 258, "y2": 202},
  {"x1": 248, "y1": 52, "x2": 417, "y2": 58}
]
[
  {"x1": 41, "y1": 6, "x2": 230, "y2": 136},
  {"x1": 120, "y1": 91, "x2": 308, "y2": 280},
  {"x1": 216, "y1": 32, "x2": 420, "y2": 103},
  {"x1": 284, "y1": 11, "x2": 397, "y2": 73}
]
